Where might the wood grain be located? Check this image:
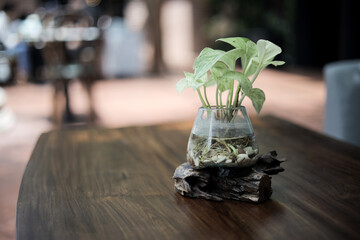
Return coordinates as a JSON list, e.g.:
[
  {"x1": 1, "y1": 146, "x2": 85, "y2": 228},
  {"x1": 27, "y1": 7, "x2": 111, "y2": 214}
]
[{"x1": 16, "y1": 116, "x2": 360, "y2": 240}]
